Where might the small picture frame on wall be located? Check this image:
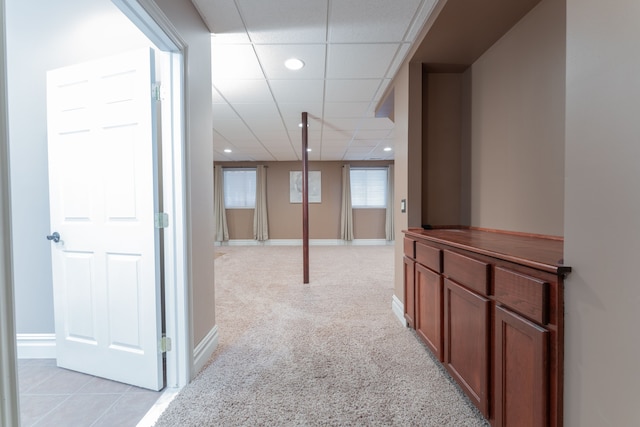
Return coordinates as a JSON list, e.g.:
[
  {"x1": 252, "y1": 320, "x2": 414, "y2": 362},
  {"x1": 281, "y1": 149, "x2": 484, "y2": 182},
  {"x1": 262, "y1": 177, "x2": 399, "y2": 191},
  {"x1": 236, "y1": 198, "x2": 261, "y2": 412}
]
[{"x1": 290, "y1": 171, "x2": 321, "y2": 203}]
